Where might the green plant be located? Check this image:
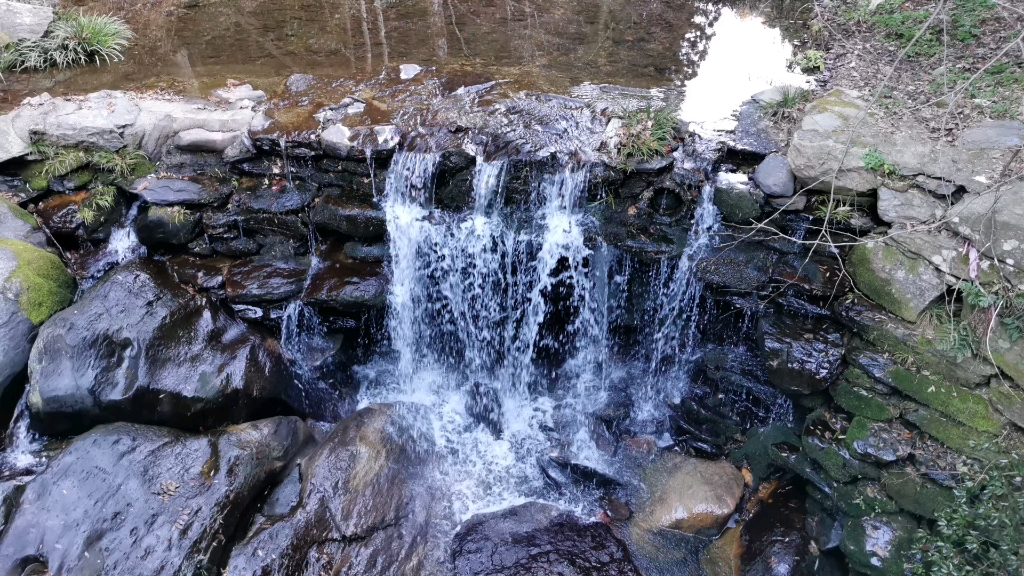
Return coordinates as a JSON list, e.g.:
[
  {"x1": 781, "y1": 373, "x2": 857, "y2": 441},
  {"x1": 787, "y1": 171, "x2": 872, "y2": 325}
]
[
  {"x1": 913, "y1": 454, "x2": 1024, "y2": 576},
  {"x1": 794, "y1": 50, "x2": 826, "y2": 73},
  {"x1": 91, "y1": 148, "x2": 149, "y2": 178},
  {"x1": 617, "y1": 107, "x2": 677, "y2": 164},
  {"x1": 865, "y1": 0, "x2": 995, "y2": 57},
  {"x1": 813, "y1": 196, "x2": 855, "y2": 223},
  {"x1": 2, "y1": 10, "x2": 133, "y2": 72},
  {"x1": 40, "y1": 147, "x2": 89, "y2": 179},
  {"x1": 861, "y1": 148, "x2": 900, "y2": 176},
  {"x1": 79, "y1": 185, "x2": 117, "y2": 226}
]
